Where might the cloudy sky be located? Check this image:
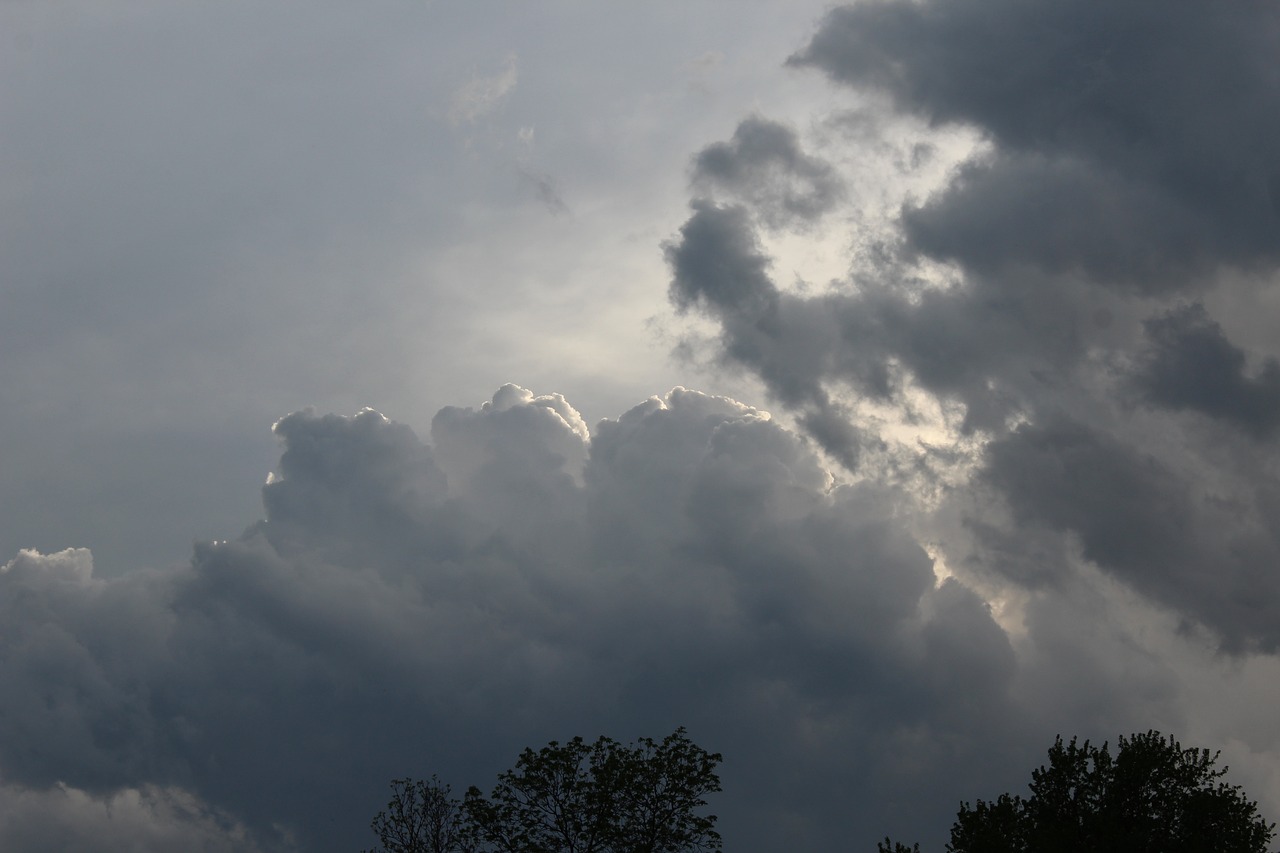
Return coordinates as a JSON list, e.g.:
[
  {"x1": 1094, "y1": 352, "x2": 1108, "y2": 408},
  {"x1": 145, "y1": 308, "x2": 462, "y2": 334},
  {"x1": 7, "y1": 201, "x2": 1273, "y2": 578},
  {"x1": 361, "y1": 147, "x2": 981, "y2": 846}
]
[{"x1": 3, "y1": 1, "x2": 1280, "y2": 850}]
